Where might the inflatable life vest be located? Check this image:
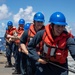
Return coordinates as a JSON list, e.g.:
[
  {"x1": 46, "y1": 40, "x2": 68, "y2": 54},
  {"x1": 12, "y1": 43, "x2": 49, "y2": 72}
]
[
  {"x1": 42, "y1": 24, "x2": 72, "y2": 64},
  {"x1": 6, "y1": 26, "x2": 16, "y2": 39},
  {"x1": 14, "y1": 28, "x2": 24, "y2": 44},
  {"x1": 27, "y1": 24, "x2": 44, "y2": 54}
]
